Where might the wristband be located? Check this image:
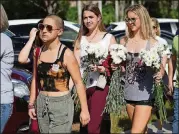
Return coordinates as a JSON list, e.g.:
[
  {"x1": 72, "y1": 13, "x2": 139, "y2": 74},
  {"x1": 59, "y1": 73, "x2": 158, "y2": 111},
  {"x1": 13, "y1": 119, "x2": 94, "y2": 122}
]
[{"x1": 28, "y1": 104, "x2": 35, "y2": 109}]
